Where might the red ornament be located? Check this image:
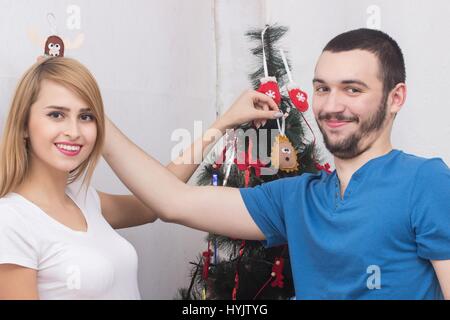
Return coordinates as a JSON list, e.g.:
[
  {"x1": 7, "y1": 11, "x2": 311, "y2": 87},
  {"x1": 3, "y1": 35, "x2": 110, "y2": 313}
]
[
  {"x1": 257, "y1": 77, "x2": 281, "y2": 106},
  {"x1": 234, "y1": 139, "x2": 266, "y2": 186},
  {"x1": 232, "y1": 240, "x2": 246, "y2": 300},
  {"x1": 270, "y1": 257, "x2": 285, "y2": 288},
  {"x1": 315, "y1": 162, "x2": 332, "y2": 174},
  {"x1": 202, "y1": 249, "x2": 212, "y2": 280},
  {"x1": 288, "y1": 83, "x2": 309, "y2": 112}
]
